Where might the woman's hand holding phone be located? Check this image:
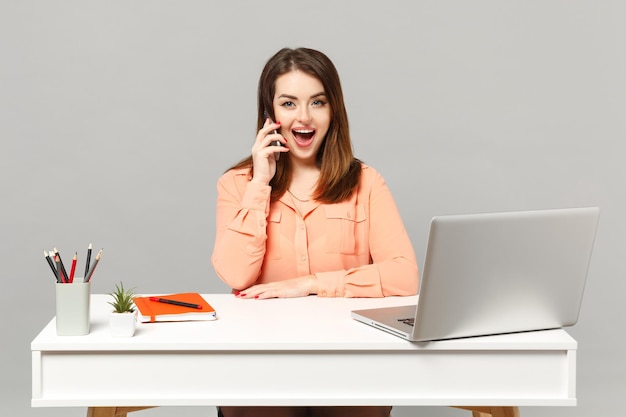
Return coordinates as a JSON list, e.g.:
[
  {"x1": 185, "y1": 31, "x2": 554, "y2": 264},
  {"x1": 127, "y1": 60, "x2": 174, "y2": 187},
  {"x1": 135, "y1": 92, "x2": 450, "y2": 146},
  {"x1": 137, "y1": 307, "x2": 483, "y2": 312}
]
[{"x1": 250, "y1": 117, "x2": 287, "y2": 185}]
